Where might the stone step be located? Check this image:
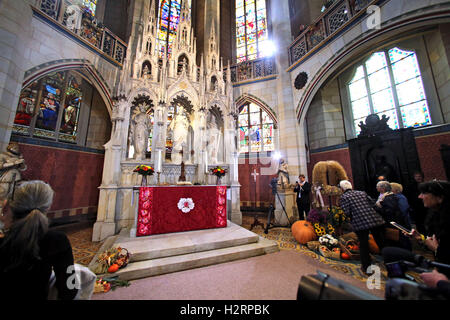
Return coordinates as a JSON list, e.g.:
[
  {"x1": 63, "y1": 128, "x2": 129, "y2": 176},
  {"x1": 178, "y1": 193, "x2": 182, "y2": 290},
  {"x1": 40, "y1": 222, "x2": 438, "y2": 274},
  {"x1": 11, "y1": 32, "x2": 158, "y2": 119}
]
[
  {"x1": 113, "y1": 221, "x2": 261, "y2": 262},
  {"x1": 113, "y1": 236, "x2": 278, "y2": 281}
]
